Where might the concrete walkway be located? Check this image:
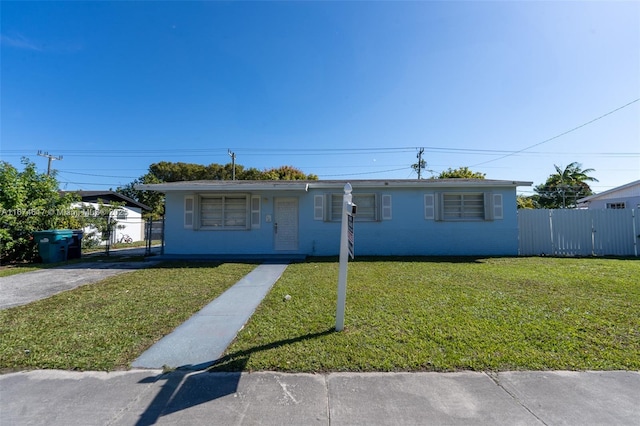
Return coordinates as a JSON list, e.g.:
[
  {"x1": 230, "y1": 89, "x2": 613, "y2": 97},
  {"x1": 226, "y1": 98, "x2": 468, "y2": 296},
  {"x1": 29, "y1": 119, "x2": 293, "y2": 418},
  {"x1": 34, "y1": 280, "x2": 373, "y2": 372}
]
[
  {"x1": 132, "y1": 263, "x2": 289, "y2": 370},
  {"x1": 2, "y1": 369, "x2": 638, "y2": 425}
]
